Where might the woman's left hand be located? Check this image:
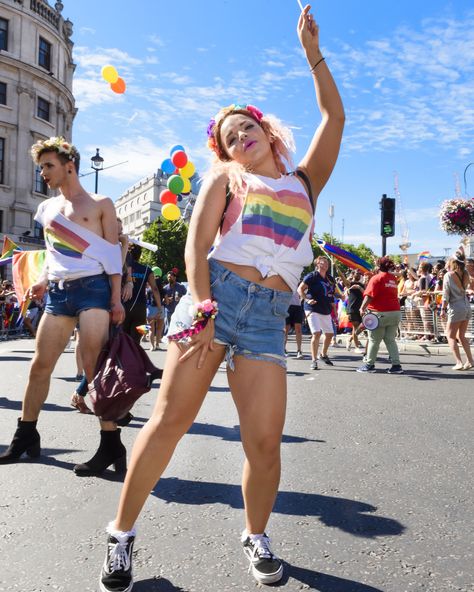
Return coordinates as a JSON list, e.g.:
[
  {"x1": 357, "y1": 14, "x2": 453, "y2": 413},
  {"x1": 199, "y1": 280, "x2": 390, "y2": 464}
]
[
  {"x1": 297, "y1": 4, "x2": 320, "y2": 59},
  {"x1": 177, "y1": 319, "x2": 216, "y2": 369}
]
